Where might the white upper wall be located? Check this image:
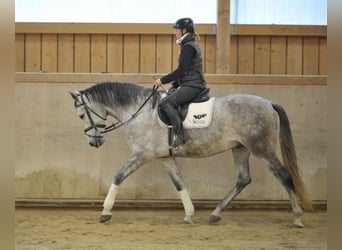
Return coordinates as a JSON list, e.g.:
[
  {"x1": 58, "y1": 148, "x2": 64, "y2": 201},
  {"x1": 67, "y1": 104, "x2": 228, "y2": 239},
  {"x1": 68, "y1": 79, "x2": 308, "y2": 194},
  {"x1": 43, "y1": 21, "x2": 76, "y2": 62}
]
[
  {"x1": 231, "y1": 0, "x2": 327, "y2": 25},
  {"x1": 15, "y1": 0, "x2": 217, "y2": 23},
  {"x1": 15, "y1": 0, "x2": 327, "y2": 25}
]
